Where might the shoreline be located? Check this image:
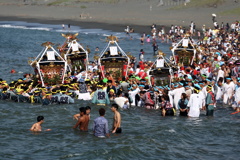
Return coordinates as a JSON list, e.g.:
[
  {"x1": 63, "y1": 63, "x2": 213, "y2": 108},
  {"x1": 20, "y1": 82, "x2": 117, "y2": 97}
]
[
  {"x1": 0, "y1": 16, "x2": 153, "y2": 35},
  {"x1": 0, "y1": 1, "x2": 239, "y2": 36}
]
